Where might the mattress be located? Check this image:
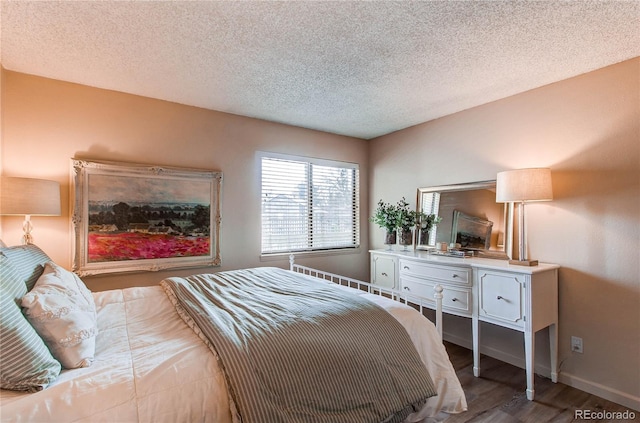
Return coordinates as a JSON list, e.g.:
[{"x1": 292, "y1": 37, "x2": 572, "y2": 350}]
[{"x1": 0, "y1": 279, "x2": 466, "y2": 422}]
